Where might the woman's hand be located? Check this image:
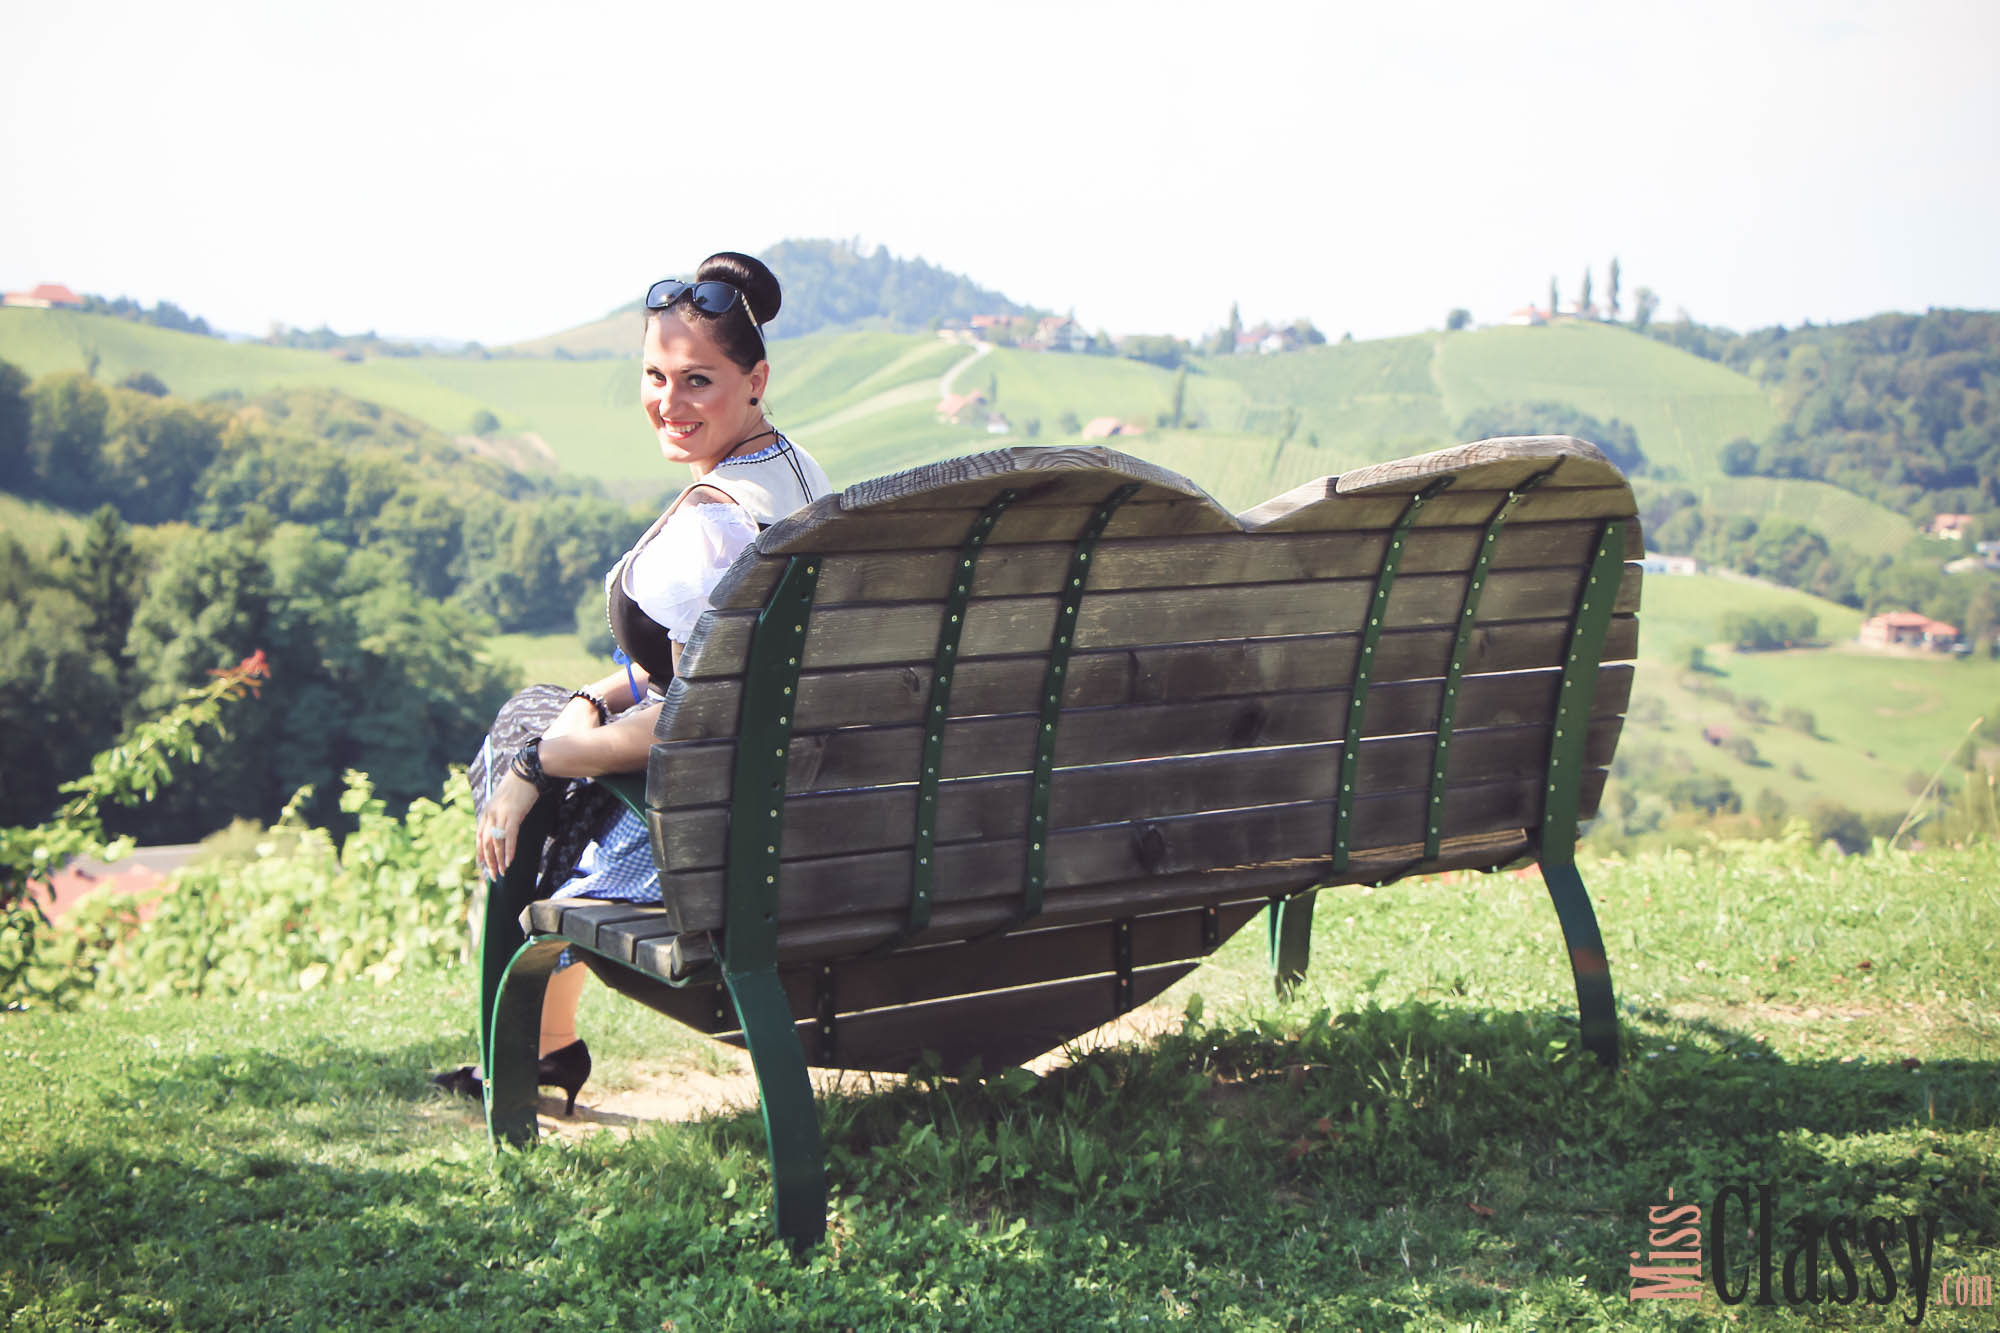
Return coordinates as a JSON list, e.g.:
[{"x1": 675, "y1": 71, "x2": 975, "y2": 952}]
[
  {"x1": 544, "y1": 694, "x2": 607, "y2": 739},
  {"x1": 476, "y1": 768, "x2": 543, "y2": 881}
]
